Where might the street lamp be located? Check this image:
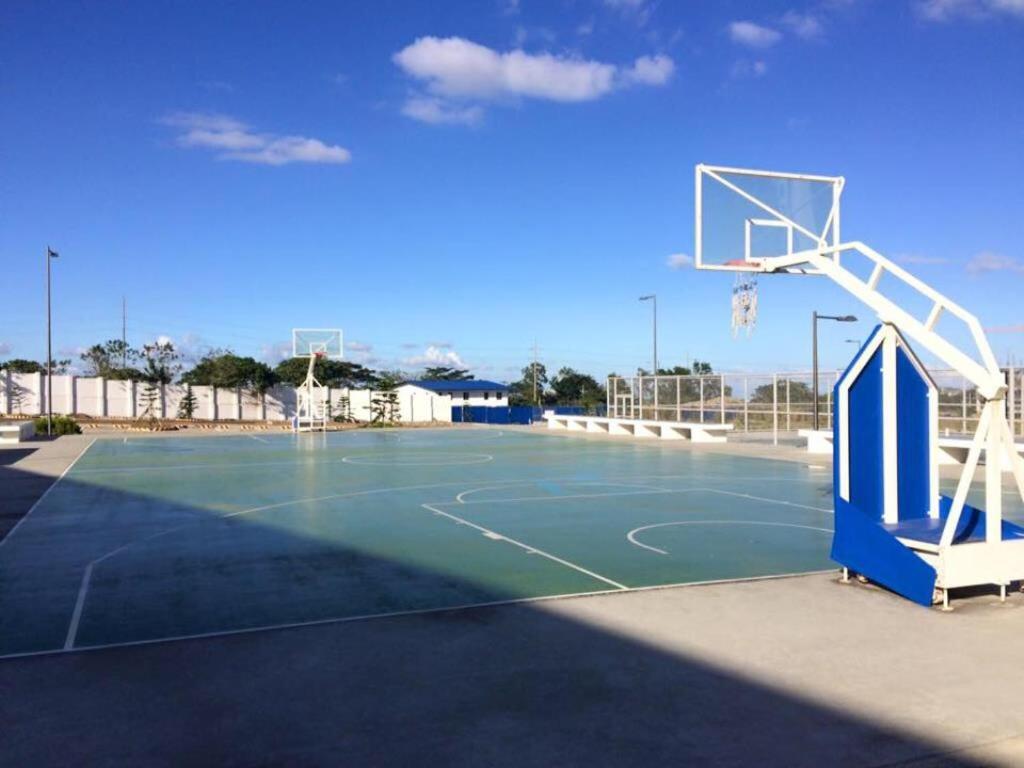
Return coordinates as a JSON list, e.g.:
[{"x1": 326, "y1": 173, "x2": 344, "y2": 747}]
[
  {"x1": 812, "y1": 311, "x2": 857, "y2": 430},
  {"x1": 46, "y1": 247, "x2": 59, "y2": 437},
  {"x1": 639, "y1": 294, "x2": 657, "y2": 375}
]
